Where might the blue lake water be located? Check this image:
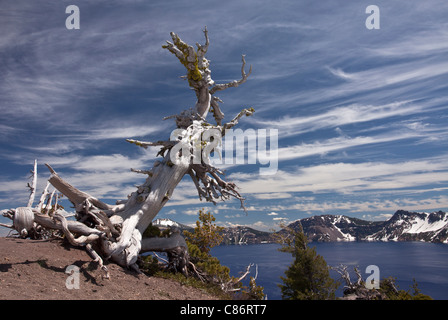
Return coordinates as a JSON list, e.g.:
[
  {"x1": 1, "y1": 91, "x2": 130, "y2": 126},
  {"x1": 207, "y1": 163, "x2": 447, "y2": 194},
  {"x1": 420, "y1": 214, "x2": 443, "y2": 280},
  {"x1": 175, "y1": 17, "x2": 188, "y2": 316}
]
[{"x1": 211, "y1": 242, "x2": 448, "y2": 300}]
